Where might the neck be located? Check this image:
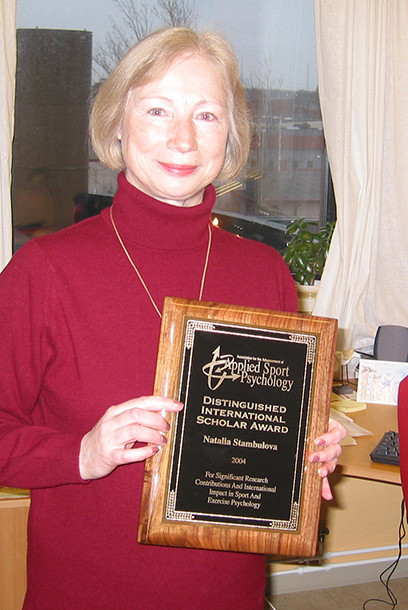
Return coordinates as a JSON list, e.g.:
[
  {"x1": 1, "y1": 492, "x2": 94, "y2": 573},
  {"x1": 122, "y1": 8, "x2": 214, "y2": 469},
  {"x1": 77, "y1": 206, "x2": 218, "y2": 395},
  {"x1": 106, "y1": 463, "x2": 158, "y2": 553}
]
[
  {"x1": 103, "y1": 172, "x2": 216, "y2": 250},
  {"x1": 109, "y1": 204, "x2": 213, "y2": 318}
]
